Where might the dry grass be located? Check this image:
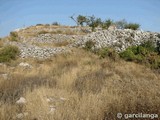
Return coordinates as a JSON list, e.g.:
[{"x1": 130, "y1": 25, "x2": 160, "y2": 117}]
[
  {"x1": 37, "y1": 29, "x2": 86, "y2": 35},
  {"x1": 0, "y1": 49, "x2": 160, "y2": 120},
  {"x1": 33, "y1": 41, "x2": 70, "y2": 48},
  {"x1": 18, "y1": 25, "x2": 88, "y2": 37}
]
